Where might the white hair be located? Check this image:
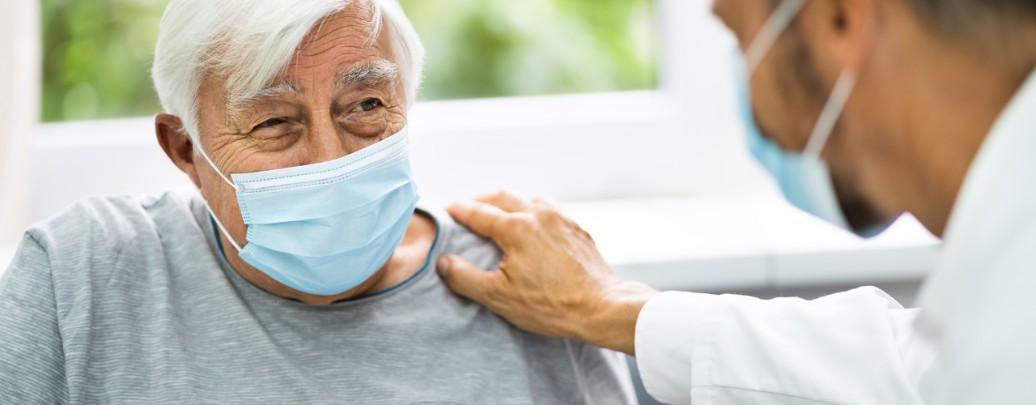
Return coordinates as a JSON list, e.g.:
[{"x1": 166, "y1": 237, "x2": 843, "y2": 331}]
[{"x1": 151, "y1": 0, "x2": 425, "y2": 141}]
